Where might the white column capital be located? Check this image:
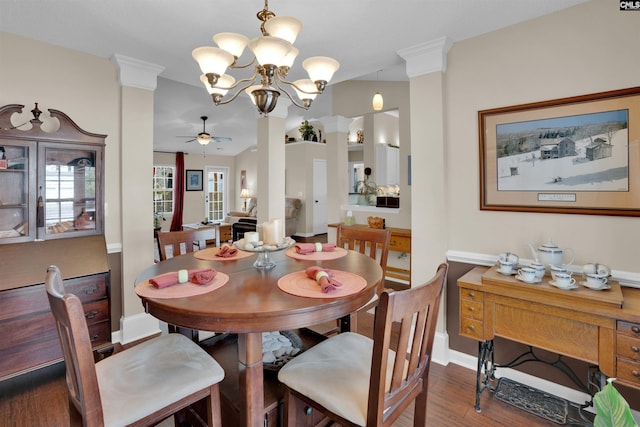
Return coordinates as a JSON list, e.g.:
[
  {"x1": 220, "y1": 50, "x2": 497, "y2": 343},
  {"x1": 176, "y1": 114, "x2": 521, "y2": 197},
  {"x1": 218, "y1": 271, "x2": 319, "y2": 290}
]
[
  {"x1": 111, "y1": 54, "x2": 165, "y2": 90},
  {"x1": 318, "y1": 115, "x2": 352, "y2": 134},
  {"x1": 397, "y1": 37, "x2": 453, "y2": 77}
]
